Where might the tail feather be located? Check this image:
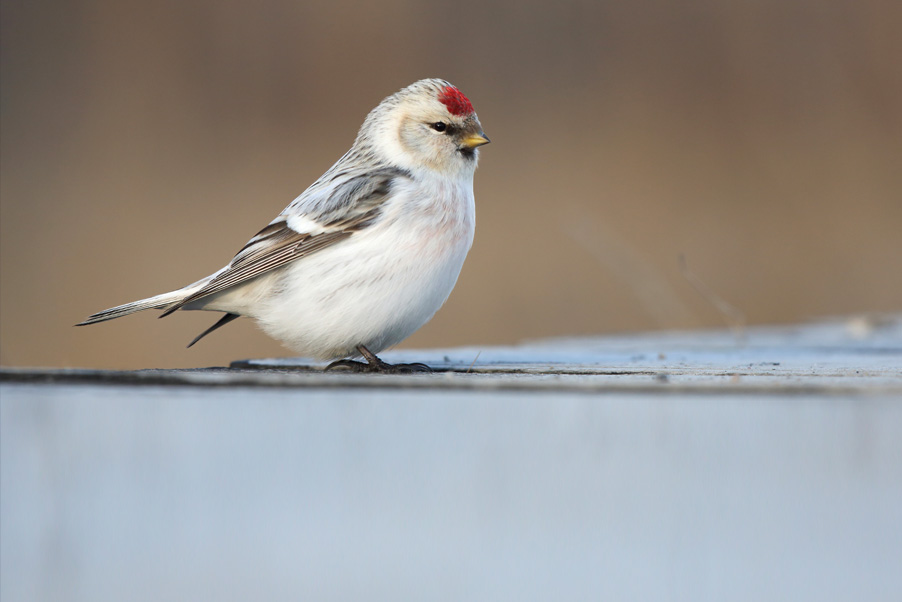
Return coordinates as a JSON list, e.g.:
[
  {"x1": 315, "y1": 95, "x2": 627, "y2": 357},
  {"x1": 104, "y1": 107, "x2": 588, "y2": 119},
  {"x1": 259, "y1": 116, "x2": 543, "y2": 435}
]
[{"x1": 75, "y1": 289, "x2": 188, "y2": 326}]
